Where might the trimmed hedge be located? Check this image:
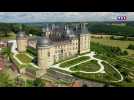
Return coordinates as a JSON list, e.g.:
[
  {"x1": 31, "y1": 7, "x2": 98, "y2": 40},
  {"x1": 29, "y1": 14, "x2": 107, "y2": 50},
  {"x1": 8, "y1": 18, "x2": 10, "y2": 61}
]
[{"x1": 27, "y1": 47, "x2": 37, "y2": 57}]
